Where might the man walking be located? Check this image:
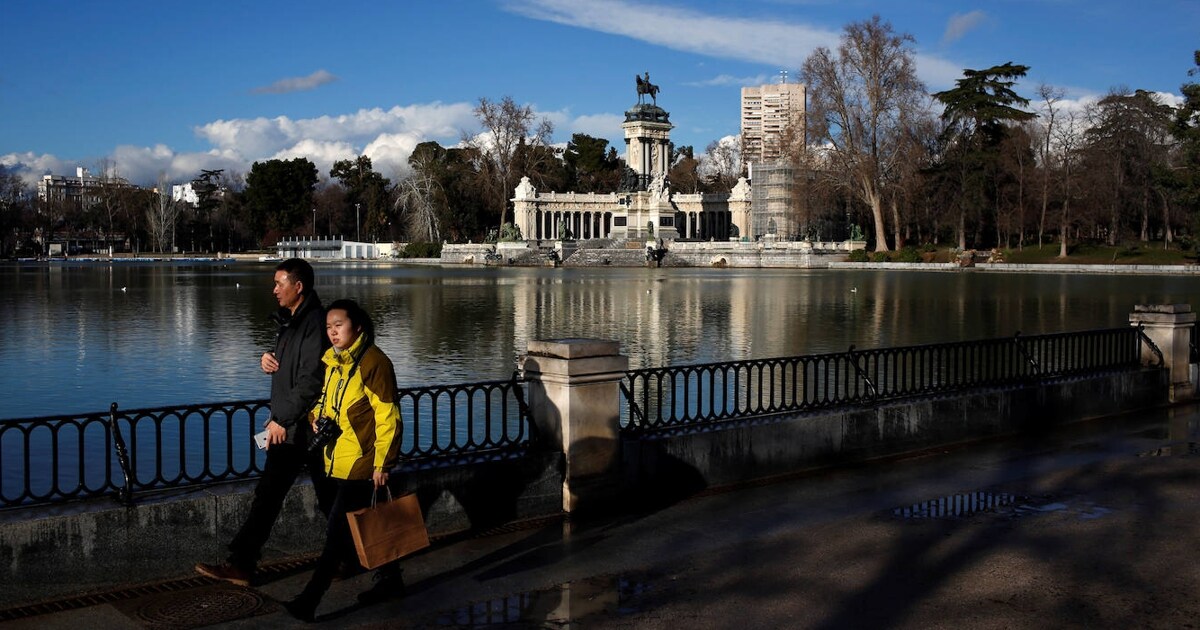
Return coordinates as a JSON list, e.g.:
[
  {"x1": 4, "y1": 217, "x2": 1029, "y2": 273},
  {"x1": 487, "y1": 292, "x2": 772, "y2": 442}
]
[{"x1": 196, "y1": 258, "x2": 330, "y2": 586}]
